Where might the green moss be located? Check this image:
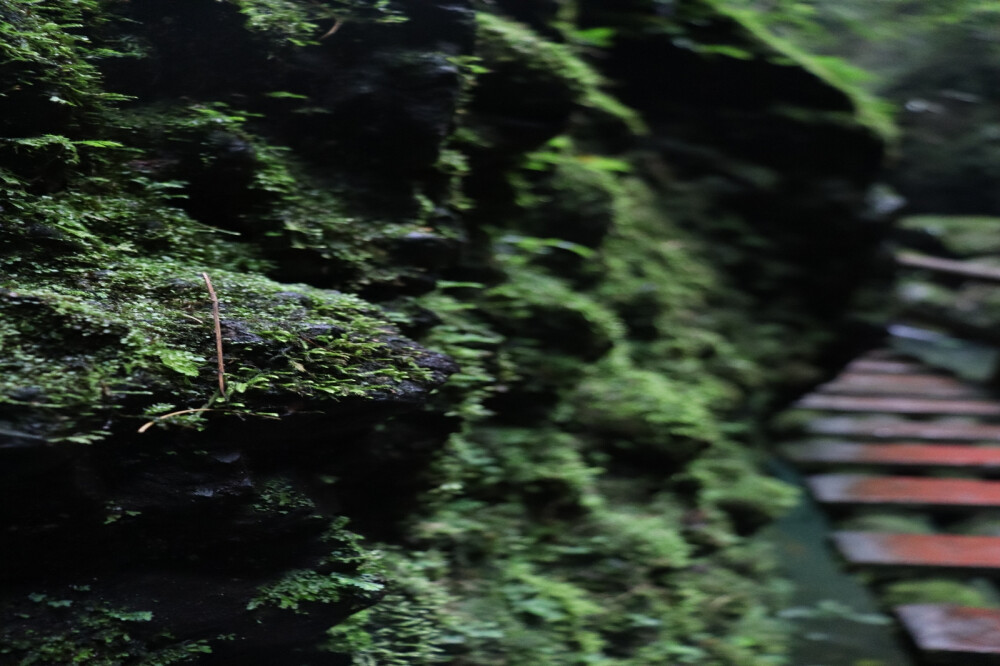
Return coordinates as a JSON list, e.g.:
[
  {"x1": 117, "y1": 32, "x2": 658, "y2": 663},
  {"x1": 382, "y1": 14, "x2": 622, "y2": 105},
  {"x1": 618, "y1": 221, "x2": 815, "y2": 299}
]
[
  {"x1": 475, "y1": 12, "x2": 646, "y2": 134},
  {"x1": 414, "y1": 289, "x2": 507, "y2": 421},
  {"x1": 686, "y1": 451, "x2": 799, "y2": 527},
  {"x1": 397, "y1": 288, "x2": 795, "y2": 664},
  {"x1": 1, "y1": 95, "x2": 443, "y2": 445},
  {"x1": 881, "y1": 579, "x2": 998, "y2": 608},
  {"x1": 705, "y1": 0, "x2": 897, "y2": 142},
  {"x1": 838, "y1": 512, "x2": 936, "y2": 535},
  {"x1": 593, "y1": 502, "x2": 693, "y2": 569},
  {"x1": 485, "y1": 263, "x2": 623, "y2": 358},
  {"x1": 513, "y1": 153, "x2": 776, "y2": 405},
  {"x1": 0, "y1": 256, "x2": 434, "y2": 442},
  {"x1": 114, "y1": 102, "x2": 434, "y2": 291},
  {"x1": 383, "y1": 90, "x2": 805, "y2": 660},
  {"x1": 568, "y1": 357, "x2": 722, "y2": 462}
]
